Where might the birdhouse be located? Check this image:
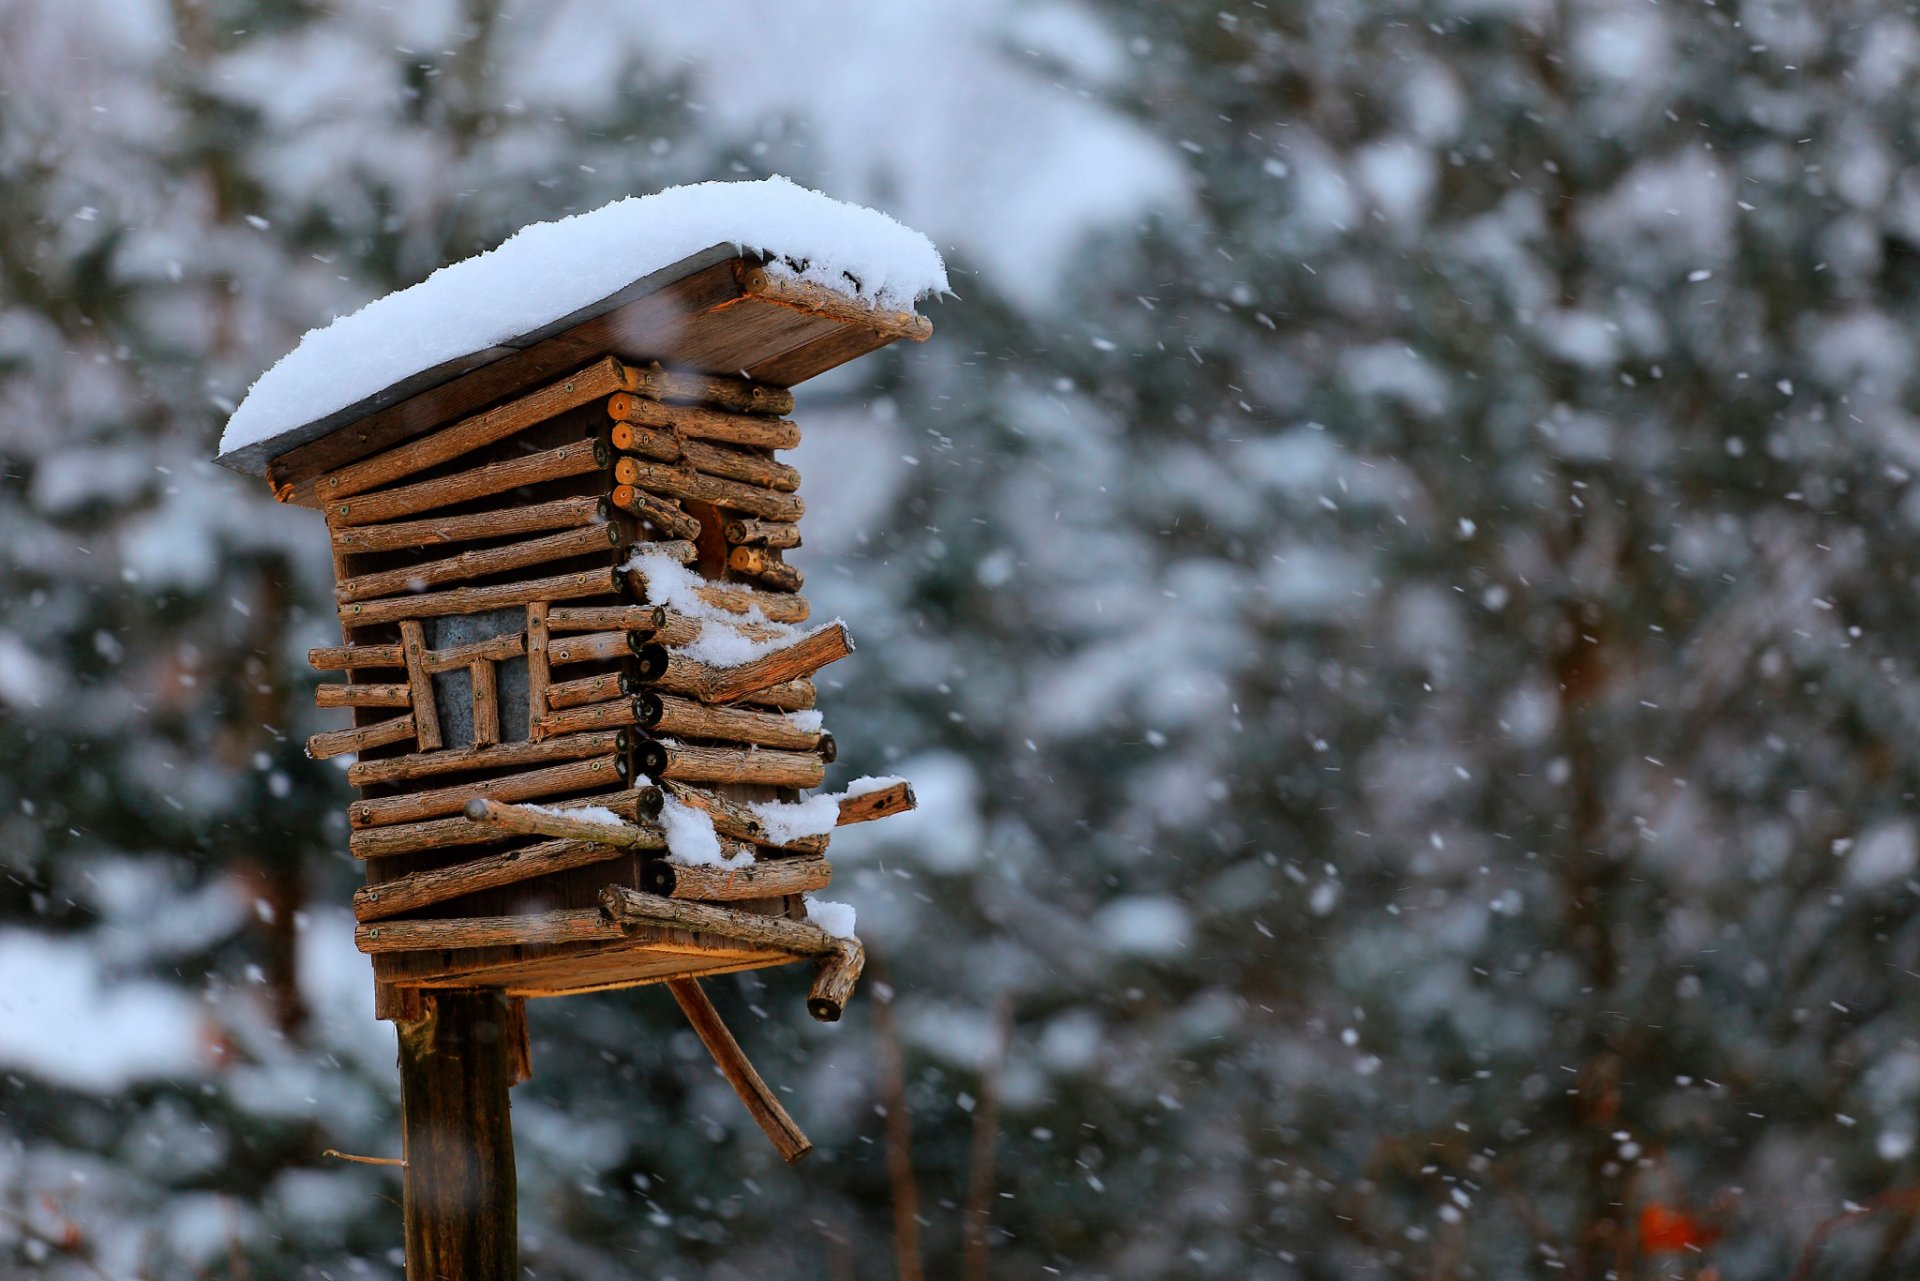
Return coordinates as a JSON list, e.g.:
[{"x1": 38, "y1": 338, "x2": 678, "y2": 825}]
[{"x1": 216, "y1": 180, "x2": 943, "y2": 1159}]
